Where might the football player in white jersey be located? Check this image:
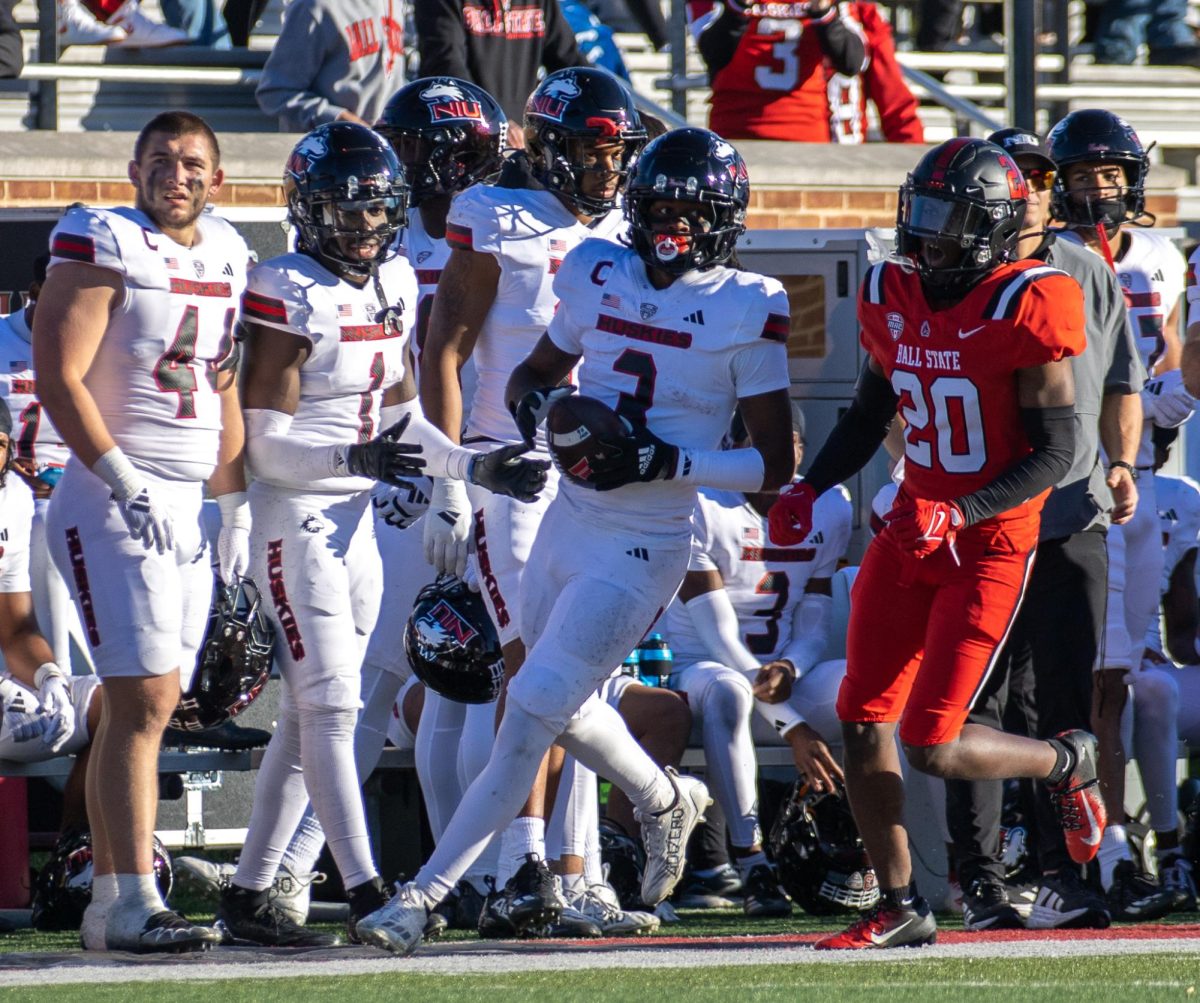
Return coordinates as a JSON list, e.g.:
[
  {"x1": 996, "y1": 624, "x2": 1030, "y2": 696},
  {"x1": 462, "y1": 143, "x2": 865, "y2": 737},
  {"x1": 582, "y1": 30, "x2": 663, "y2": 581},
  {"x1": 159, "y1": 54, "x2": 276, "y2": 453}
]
[
  {"x1": 418, "y1": 67, "x2": 648, "y2": 931},
  {"x1": 355, "y1": 127, "x2": 796, "y2": 955},
  {"x1": 216, "y1": 123, "x2": 547, "y2": 948},
  {"x1": 0, "y1": 256, "x2": 94, "y2": 679},
  {"x1": 33, "y1": 112, "x2": 249, "y2": 952},
  {"x1": 1047, "y1": 110, "x2": 1189, "y2": 910},
  {"x1": 662, "y1": 402, "x2": 851, "y2": 918}
]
